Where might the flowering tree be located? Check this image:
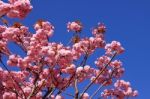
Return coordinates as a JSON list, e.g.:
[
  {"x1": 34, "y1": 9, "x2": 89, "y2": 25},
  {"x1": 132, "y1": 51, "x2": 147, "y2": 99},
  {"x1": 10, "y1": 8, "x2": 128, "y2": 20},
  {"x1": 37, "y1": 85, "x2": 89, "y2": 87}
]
[{"x1": 0, "y1": 0, "x2": 138, "y2": 99}]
